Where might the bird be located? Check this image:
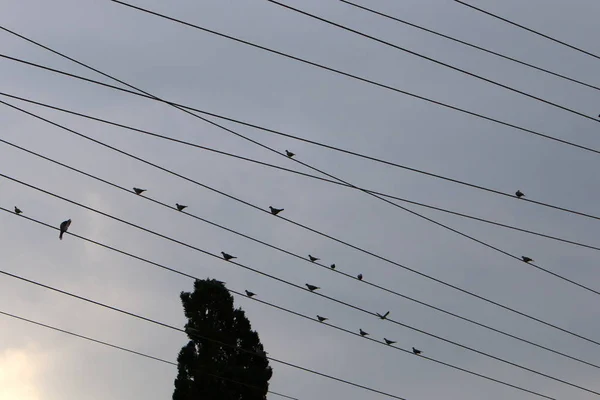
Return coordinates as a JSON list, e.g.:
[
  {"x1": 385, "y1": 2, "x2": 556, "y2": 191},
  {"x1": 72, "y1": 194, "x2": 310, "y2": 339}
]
[
  {"x1": 221, "y1": 252, "x2": 236, "y2": 261},
  {"x1": 133, "y1": 187, "x2": 146, "y2": 195},
  {"x1": 285, "y1": 150, "x2": 295, "y2": 158},
  {"x1": 176, "y1": 203, "x2": 187, "y2": 211},
  {"x1": 376, "y1": 311, "x2": 390, "y2": 320},
  {"x1": 330, "y1": 264, "x2": 336, "y2": 270},
  {"x1": 305, "y1": 283, "x2": 320, "y2": 292},
  {"x1": 14, "y1": 206, "x2": 22, "y2": 215},
  {"x1": 359, "y1": 329, "x2": 369, "y2": 337},
  {"x1": 269, "y1": 206, "x2": 284, "y2": 215},
  {"x1": 308, "y1": 255, "x2": 319, "y2": 262},
  {"x1": 59, "y1": 219, "x2": 71, "y2": 240},
  {"x1": 515, "y1": 190, "x2": 525, "y2": 198},
  {"x1": 384, "y1": 338, "x2": 396, "y2": 345},
  {"x1": 412, "y1": 347, "x2": 422, "y2": 355},
  {"x1": 357, "y1": 274, "x2": 363, "y2": 281},
  {"x1": 245, "y1": 290, "x2": 256, "y2": 298},
  {"x1": 521, "y1": 256, "x2": 534, "y2": 263},
  {"x1": 317, "y1": 315, "x2": 328, "y2": 322}
]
